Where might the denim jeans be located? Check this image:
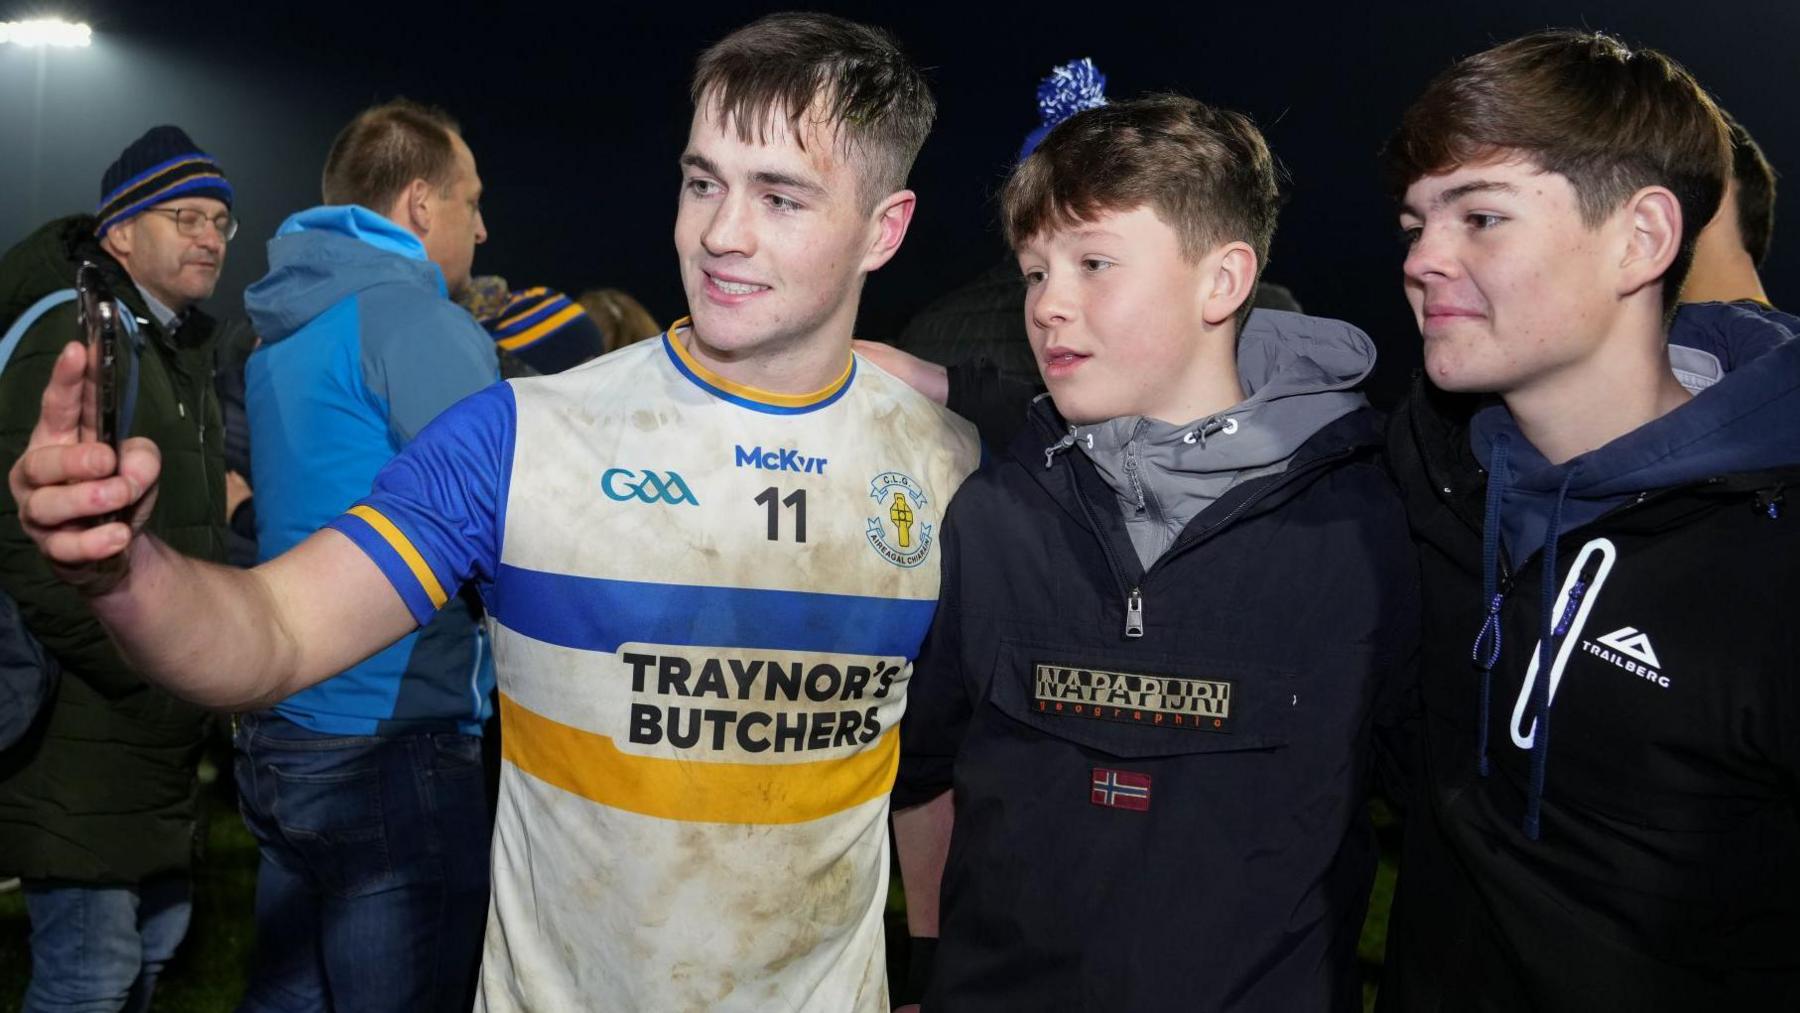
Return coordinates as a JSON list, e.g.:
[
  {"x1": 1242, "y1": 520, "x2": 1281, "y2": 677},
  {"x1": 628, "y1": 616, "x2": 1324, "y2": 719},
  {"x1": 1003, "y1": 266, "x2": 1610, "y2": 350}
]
[
  {"x1": 232, "y1": 713, "x2": 492, "y2": 1013},
  {"x1": 21, "y1": 876, "x2": 192, "y2": 1013}
]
